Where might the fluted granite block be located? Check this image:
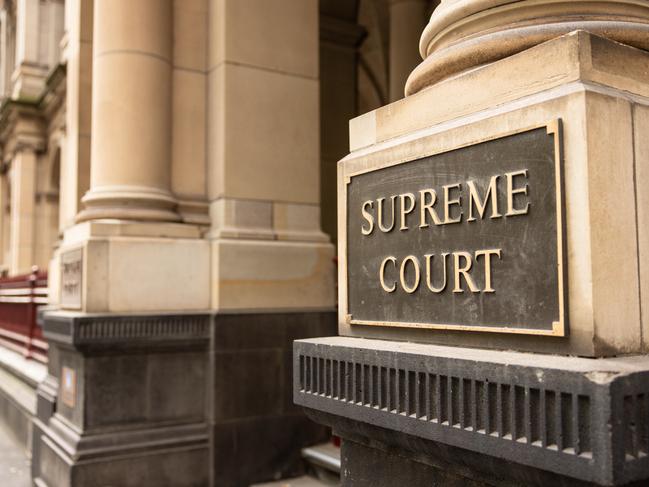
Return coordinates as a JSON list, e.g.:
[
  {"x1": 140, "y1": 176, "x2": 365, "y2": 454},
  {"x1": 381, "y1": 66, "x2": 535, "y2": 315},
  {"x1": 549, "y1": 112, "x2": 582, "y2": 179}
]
[{"x1": 294, "y1": 337, "x2": 649, "y2": 486}]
